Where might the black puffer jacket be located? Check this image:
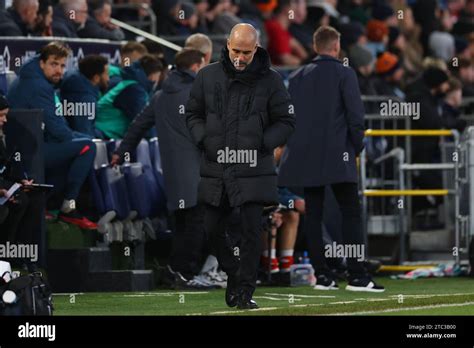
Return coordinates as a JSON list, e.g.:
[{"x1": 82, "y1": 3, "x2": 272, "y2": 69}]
[{"x1": 186, "y1": 46, "x2": 295, "y2": 207}]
